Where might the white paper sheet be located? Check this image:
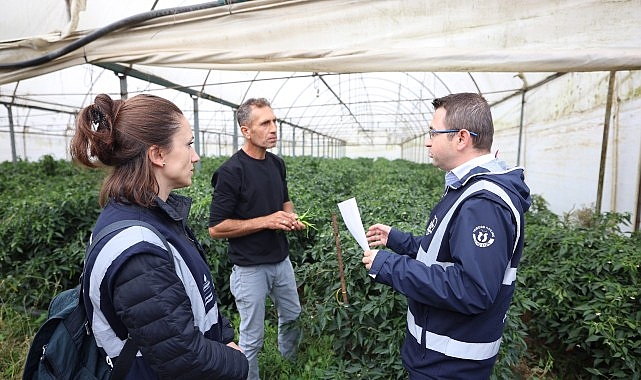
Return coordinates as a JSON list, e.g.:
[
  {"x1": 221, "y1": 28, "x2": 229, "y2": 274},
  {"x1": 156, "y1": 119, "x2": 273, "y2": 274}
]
[{"x1": 337, "y1": 197, "x2": 369, "y2": 251}]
